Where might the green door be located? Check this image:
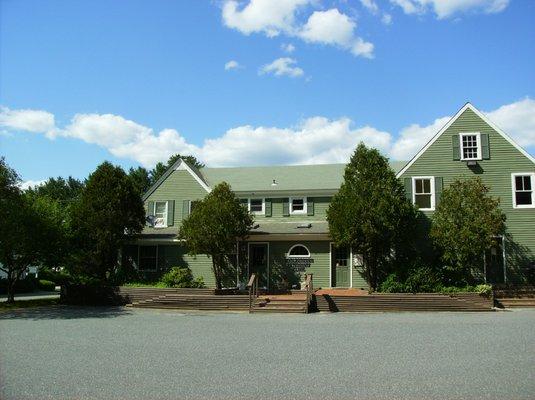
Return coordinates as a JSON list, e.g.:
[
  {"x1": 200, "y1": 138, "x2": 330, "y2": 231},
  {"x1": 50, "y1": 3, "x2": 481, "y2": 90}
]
[
  {"x1": 332, "y1": 245, "x2": 350, "y2": 287},
  {"x1": 249, "y1": 243, "x2": 269, "y2": 289},
  {"x1": 485, "y1": 239, "x2": 505, "y2": 284}
]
